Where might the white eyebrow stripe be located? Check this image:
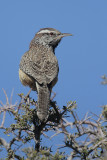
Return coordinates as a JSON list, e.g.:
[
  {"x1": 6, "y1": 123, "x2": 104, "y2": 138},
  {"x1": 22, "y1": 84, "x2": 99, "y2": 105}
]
[{"x1": 37, "y1": 30, "x2": 56, "y2": 34}]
